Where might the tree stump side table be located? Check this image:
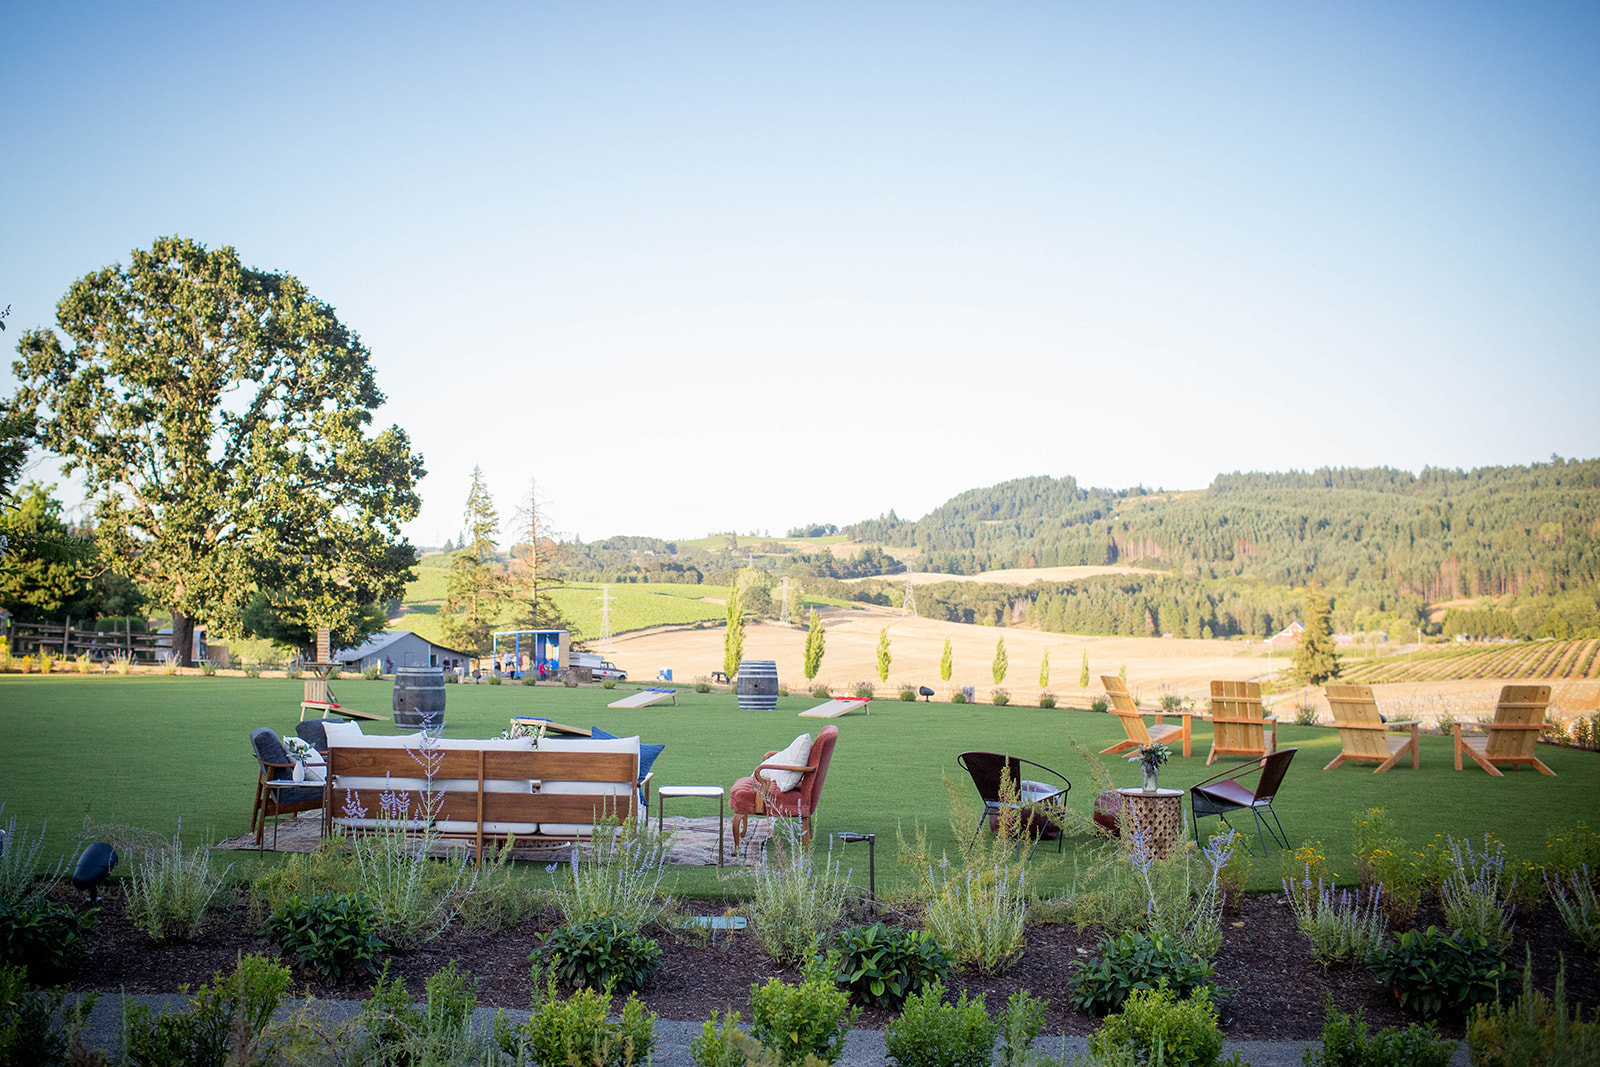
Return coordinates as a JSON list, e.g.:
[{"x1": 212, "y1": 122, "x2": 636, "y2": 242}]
[{"x1": 1116, "y1": 787, "x2": 1184, "y2": 861}]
